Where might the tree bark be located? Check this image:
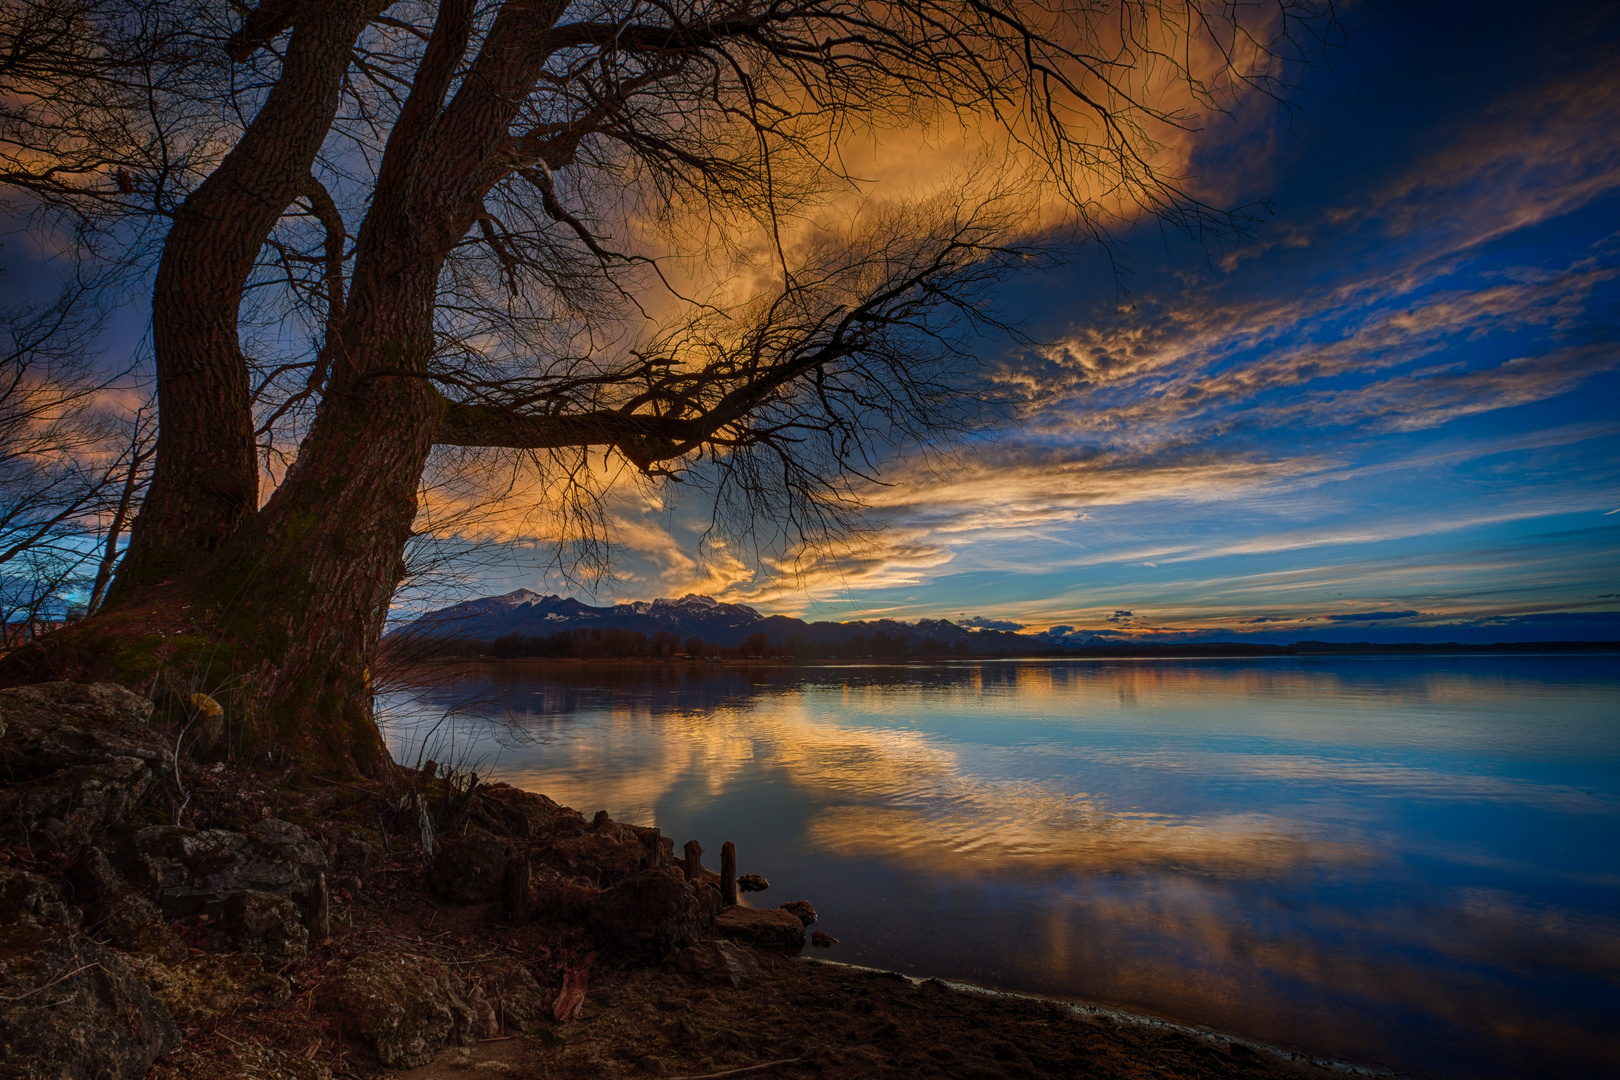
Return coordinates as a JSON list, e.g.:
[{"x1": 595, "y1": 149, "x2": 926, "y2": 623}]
[{"x1": 108, "y1": 1, "x2": 382, "y2": 602}]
